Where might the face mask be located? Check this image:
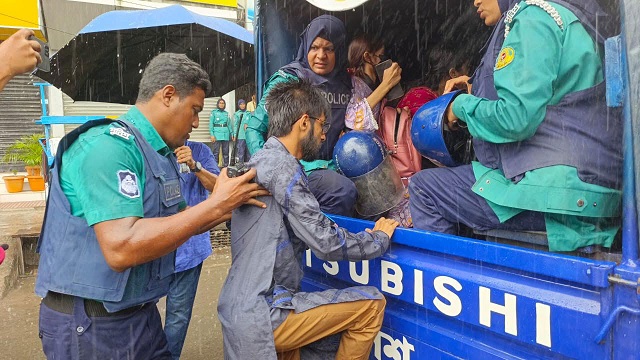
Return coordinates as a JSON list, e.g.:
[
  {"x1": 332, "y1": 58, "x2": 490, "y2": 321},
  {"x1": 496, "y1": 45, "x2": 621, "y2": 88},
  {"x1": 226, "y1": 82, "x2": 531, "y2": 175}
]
[
  {"x1": 376, "y1": 54, "x2": 389, "y2": 63},
  {"x1": 365, "y1": 53, "x2": 387, "y2": 67}
]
